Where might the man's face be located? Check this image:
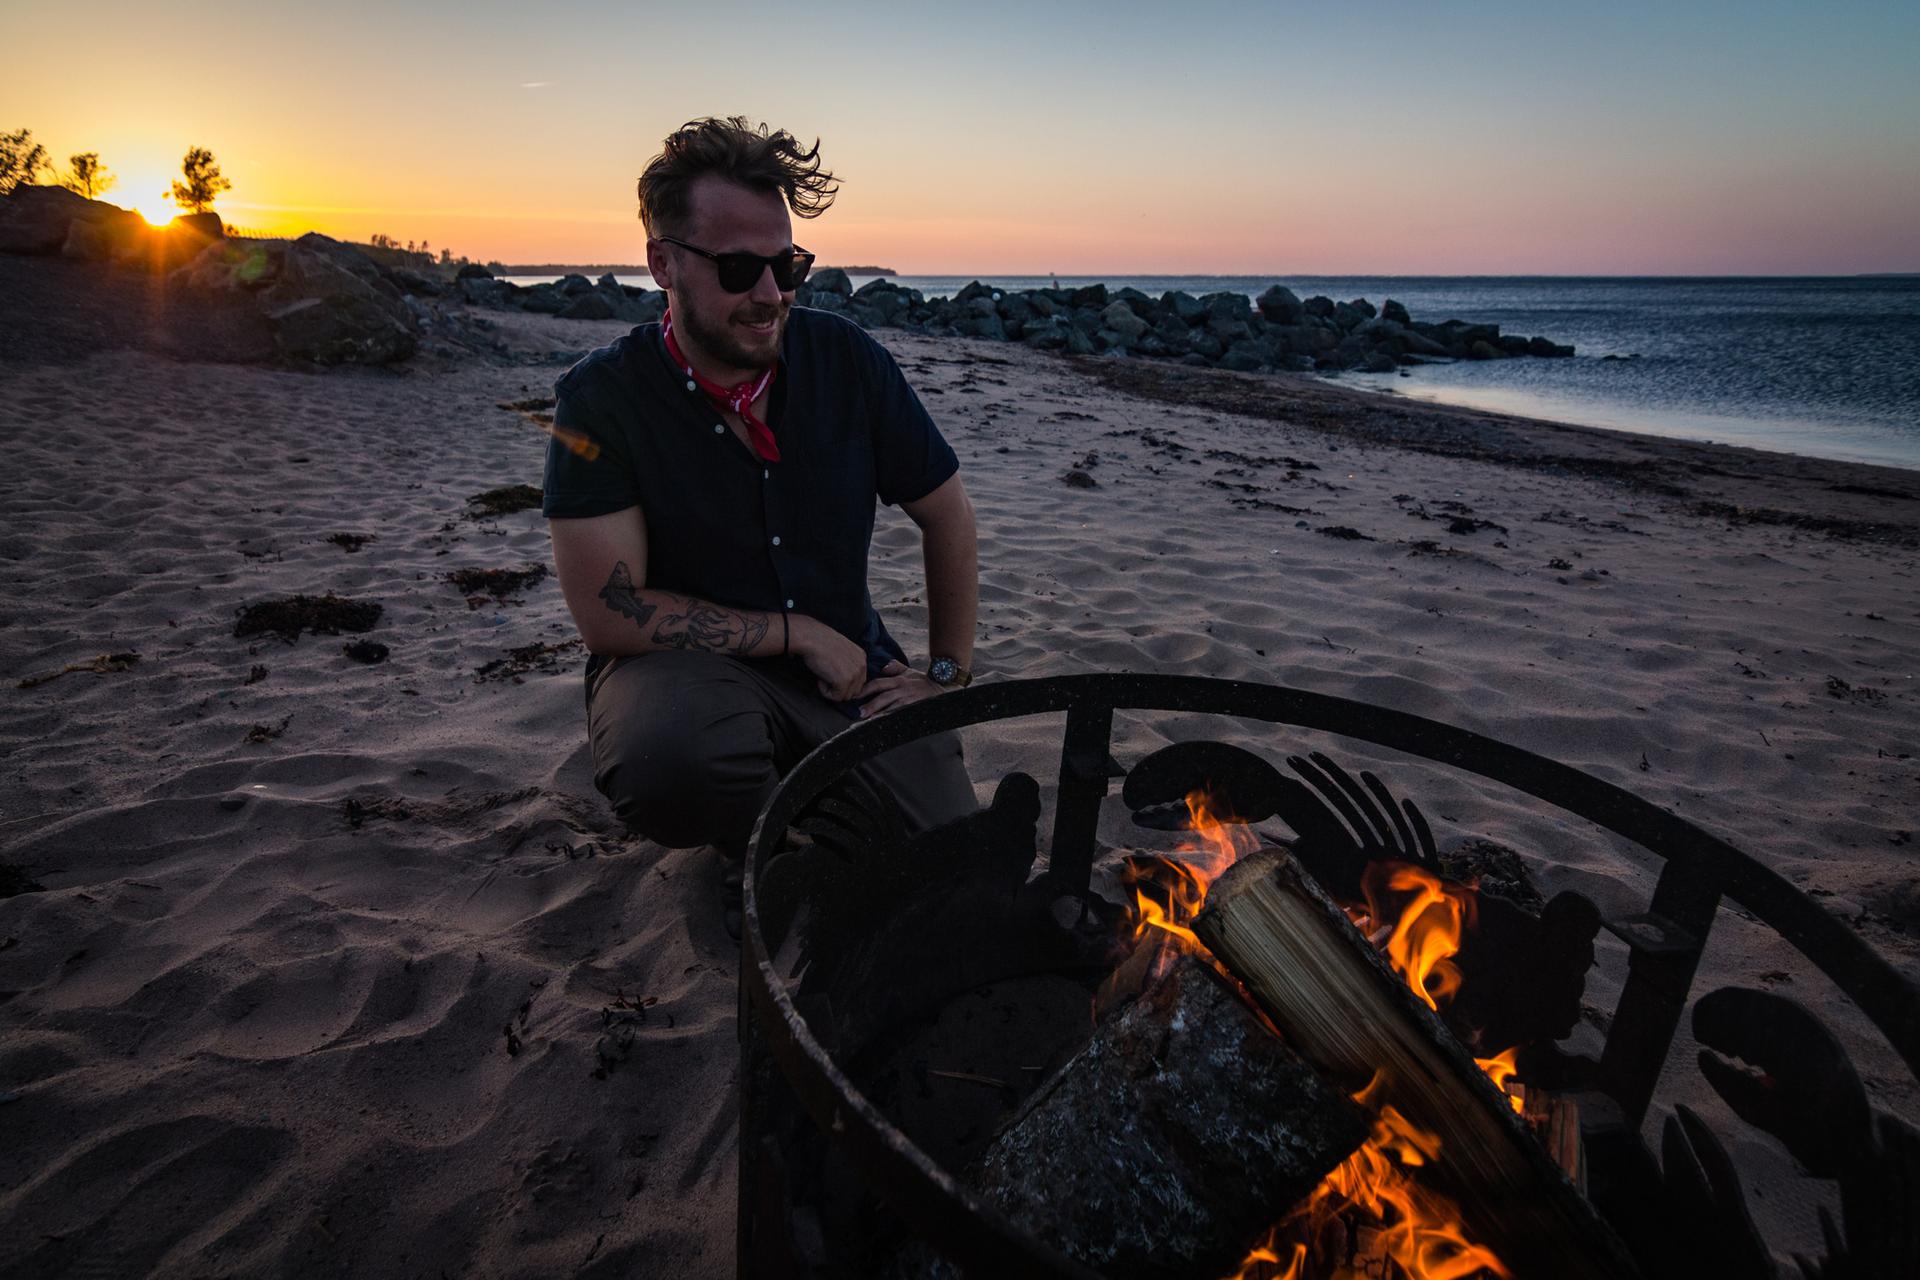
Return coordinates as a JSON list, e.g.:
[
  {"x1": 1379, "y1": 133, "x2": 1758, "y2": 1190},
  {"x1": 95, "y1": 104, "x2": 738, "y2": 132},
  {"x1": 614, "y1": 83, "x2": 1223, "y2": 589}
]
[{"x1": 648, "y1": 175, "x2": 795, "y2": 376}]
